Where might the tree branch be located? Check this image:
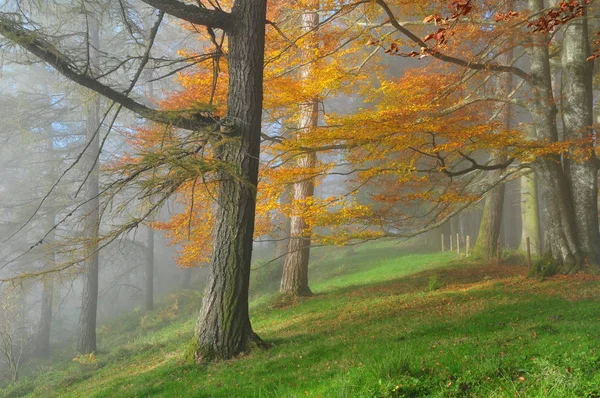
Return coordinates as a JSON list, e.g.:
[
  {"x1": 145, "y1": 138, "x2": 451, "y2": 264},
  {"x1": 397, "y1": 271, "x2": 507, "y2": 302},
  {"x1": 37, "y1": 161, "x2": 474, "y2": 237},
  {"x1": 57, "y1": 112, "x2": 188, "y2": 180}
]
[
  {"x1": 140, "y1": 0, "x2": 232, "y2": 30},
  {"x1": 375, "y1": 0, "x2": 532, "y2": 84},
  {"x1": 0, "y1": 14, "x2": 218, "y2": 131}
]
